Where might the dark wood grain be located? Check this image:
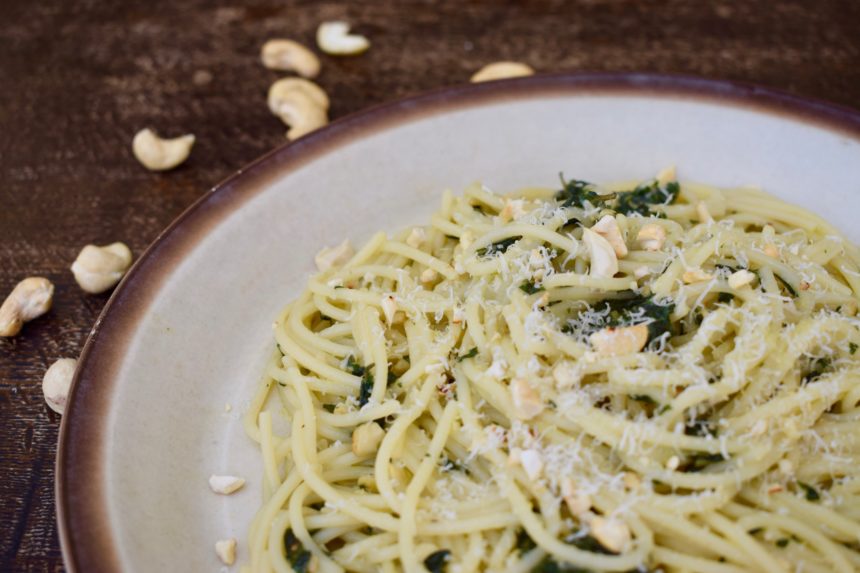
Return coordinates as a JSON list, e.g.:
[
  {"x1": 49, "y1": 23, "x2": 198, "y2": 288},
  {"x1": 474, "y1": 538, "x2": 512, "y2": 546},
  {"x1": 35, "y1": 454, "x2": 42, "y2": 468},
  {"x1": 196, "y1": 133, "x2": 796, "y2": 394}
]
[{"x1": 1, "y1": 0, "x2": 859, "y2": 570}]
